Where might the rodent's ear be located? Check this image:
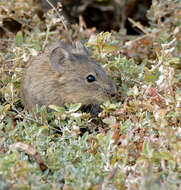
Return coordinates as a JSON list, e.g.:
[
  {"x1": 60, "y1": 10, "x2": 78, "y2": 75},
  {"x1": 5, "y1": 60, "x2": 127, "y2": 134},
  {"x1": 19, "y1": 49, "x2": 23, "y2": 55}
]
[
  {"x1": 50, "y1": 46, "x2": 74, "y2": 74},
  {"x1": 74, "y1": 41, "x2": 89, "y2": 55}
]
